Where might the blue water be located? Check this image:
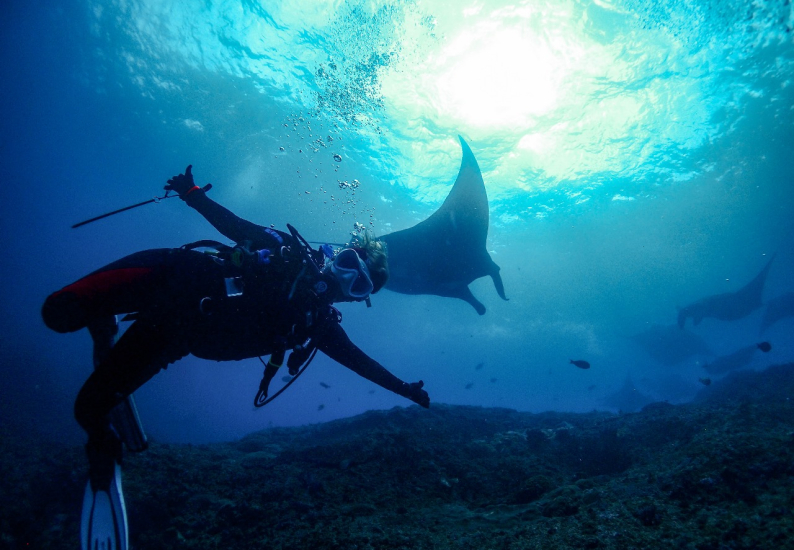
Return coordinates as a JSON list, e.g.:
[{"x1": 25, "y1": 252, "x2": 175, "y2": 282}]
[{"x1": 1, "y1": 0, "x2": 793, "y2": 444}]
